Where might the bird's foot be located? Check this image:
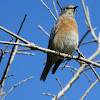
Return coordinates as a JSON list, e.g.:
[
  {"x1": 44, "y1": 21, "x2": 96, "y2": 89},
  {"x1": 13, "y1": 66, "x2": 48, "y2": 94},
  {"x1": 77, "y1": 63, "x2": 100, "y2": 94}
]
[{"x1": 55, "y1": 50, "x2": 60, "y2": 55}]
